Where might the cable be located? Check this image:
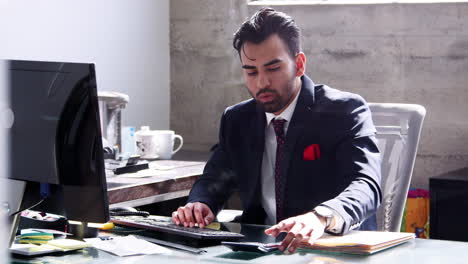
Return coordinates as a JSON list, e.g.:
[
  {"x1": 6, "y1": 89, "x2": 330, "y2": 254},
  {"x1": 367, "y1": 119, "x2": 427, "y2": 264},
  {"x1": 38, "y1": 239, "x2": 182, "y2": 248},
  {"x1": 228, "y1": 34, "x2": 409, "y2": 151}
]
[{"x1": 9, "y1": 197, "x2": 47, "y2": 217}]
